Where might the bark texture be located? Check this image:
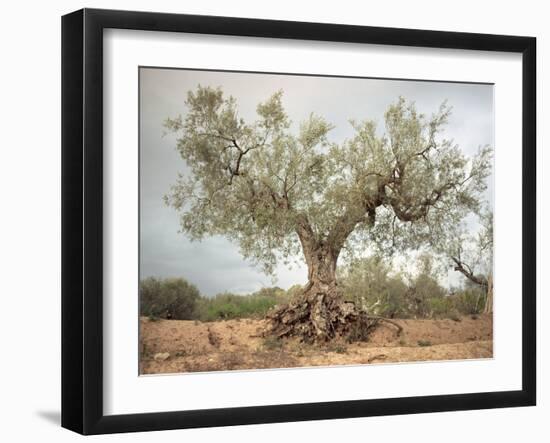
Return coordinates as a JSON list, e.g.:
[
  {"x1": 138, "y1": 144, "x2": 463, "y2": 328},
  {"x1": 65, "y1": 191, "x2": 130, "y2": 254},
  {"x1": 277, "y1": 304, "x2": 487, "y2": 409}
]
[
  {"x1": 266, "y1": 282, "x2": 376, "y2": 342},
  {"x1": 266, "y1": 245, "x2": 378, "y2": 342},
  {"x1": 265, "y1": 213, "x2": 404, "y2": 342}
]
